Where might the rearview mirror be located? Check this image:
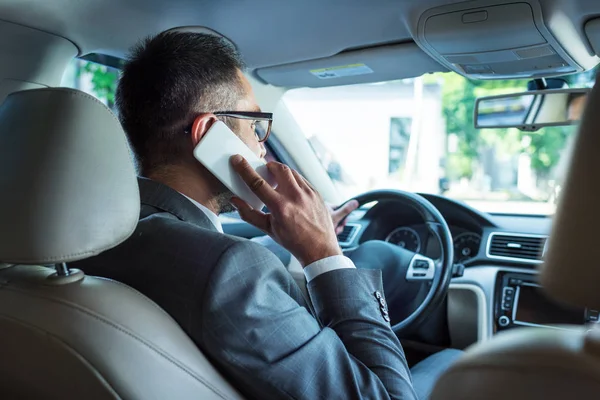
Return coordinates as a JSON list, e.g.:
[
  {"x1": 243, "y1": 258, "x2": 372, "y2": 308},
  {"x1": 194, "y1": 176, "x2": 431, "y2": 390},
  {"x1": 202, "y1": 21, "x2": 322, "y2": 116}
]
[{"x1": 475, "y1": 88, "x2": 591, "y2": 131}]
